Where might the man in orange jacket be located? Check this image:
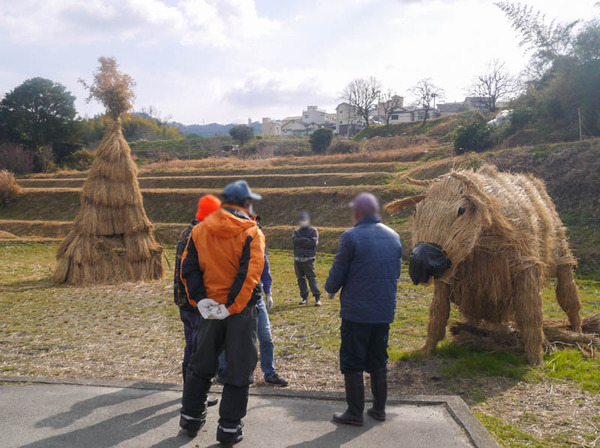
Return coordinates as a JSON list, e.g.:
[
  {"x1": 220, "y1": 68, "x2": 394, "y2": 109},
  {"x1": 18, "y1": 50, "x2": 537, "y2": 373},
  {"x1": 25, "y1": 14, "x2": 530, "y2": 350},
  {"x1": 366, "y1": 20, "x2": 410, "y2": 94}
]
[{"x1": 179, "y1": 180, "x2": 266, "y2": 446}]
